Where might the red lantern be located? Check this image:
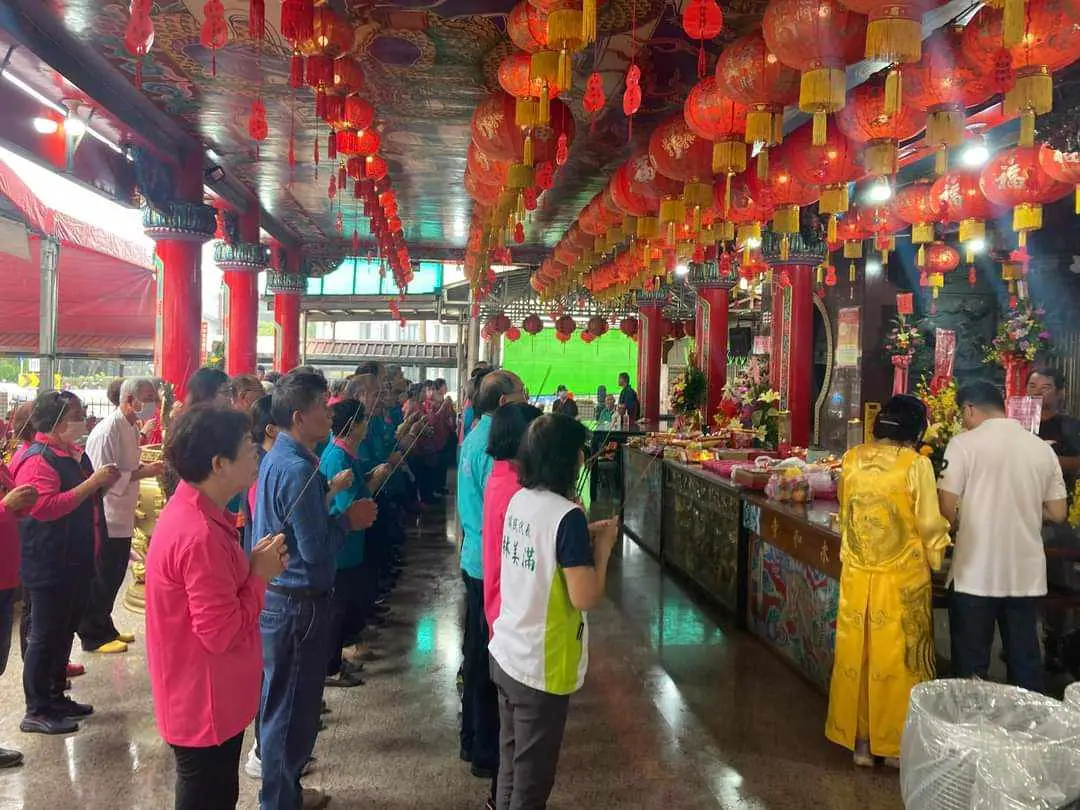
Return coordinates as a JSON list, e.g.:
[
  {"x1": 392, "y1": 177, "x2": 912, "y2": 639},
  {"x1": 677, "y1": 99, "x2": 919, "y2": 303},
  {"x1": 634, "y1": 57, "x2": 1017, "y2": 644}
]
[
  {"x1": 979, "y1": 144, "x2": 1071, "y2": 246},
  {"x1": 280, "y1": 0, "x2": 314, "y2": 44},
  {"x1": 892, "y1": 179, "x2": 944, "y2": 257},
  {"x1": 124, "y1": 0, "x2": 155, "y2": 88},
  {"x1": 924, "y1": 242, "x2": 959, "y2": 273},
  {"x1": 931, "y1": 169, "x2": 1000, "y2": 248},
  {"x1": 505, "y1": 326, "x2": 522, "y2": 342},
  {"x1": 649, "y1": 115, "x2": 716, "y2": 231},
  {"x1": 785, "y1": 121, "x2": 860, "y2": 214},
  {"x1": 836, "y1": 0, "x2": 942, "y2": 63},
  {"x1": 555, "y1": 331, "x2": 571, "y2": 344},
  {"x1": 581, "y1": 330, "x2": 596, "y2": 344},
  {"x1": 464, "y1": 169, "x2": 502, "y2": 206},
  {"x1": 762, "y1": 0, "x2": 867, "y2": 146},
  {"x1": 522, "y1": 313, "x2": 544, "y2": 334},
  {"x1": 297, "y1": 6, "x2": 355, "y2": 56},
  {"x1": 835, "y1": 81, "x2": 926, "y2": 176},
  {"x1": 333, "y1": 57, "x2": 365, "y2": 95},
  {"x1": 684, "y1": 77, "x2": 749, "y2": 178},
  {"x1": 619, "y1": 316, "x2": 639, "y2": 338},
  {"x1": 1038, "y1": 144, "x2": 1080, "y2": 214},
  {"x1": 902, "y1": 28, "x2": 992, "y2": 166},
  {"x1": 248, "y1": 99, "x2": 269, "y2": 144},
  {"x1": 200, "y1": 0, "x2": 228, "y2": 77},
  {"x1": 506, "y1": 2, "x2": 549, "y2": 53},
  {"x1": 715, "y1": 32, "x2": 799, "y2": 151},
  {"x1": 498, "y1": 51, "x2": 535, "y2": 99},
  {"x1": 857, "y1": 202, "x2": 906, "y2": 260},
  {"x1": 749, "y1": 146, "x2": 818, "y2": 236},
  {"x1": 964, "y1": 0, "x2": 1080, "y2": 146}
]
